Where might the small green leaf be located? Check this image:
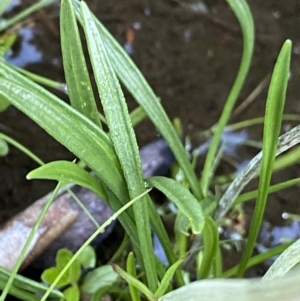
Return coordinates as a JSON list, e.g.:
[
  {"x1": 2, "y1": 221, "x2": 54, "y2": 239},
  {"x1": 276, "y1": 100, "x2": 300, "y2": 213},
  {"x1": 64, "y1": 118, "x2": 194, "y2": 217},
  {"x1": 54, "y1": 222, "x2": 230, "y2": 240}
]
[
  {"x1": 0, "y1": 139, "x2": 8, "y2": 156},
  {"x1": 81, "y1": 265, "x2": 118, "y2": 294},
  {"x1": 42, "y1": 249, "x2": 81, "y2": 286},
  {"x1": 27, "y1": 160, "x2": 106, "y2": 200},
  {"x1": 148, "y1": 176, "x2": 205, "y2": 234},
  {"x1": 40, "y1": 193, "x2": 143, "y2": 301},
  {"x1": 154, "y1": 256, "x2": 186, "y2": 298},
  {"x1": 222, "y1": 242, "x2": 293, "y2": 278},
  {"x1": 42, "y1": 267, "x2": 69, "y2": 287},
  {"x1": 197, "y1": 216, "x2": 219, "y2": 279},
  {"x1": 234, "y1": 178, "x2": 300, "y2": 205},
  {"x1": 57, "y1": 249, "x2": 81, "y2": 283},
  {"x1": 77, "y1": 245, "x2": 96, "y2": 269},
  {"x1": 63, "y1": 284, "x2": 80, "y2": 301}
]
